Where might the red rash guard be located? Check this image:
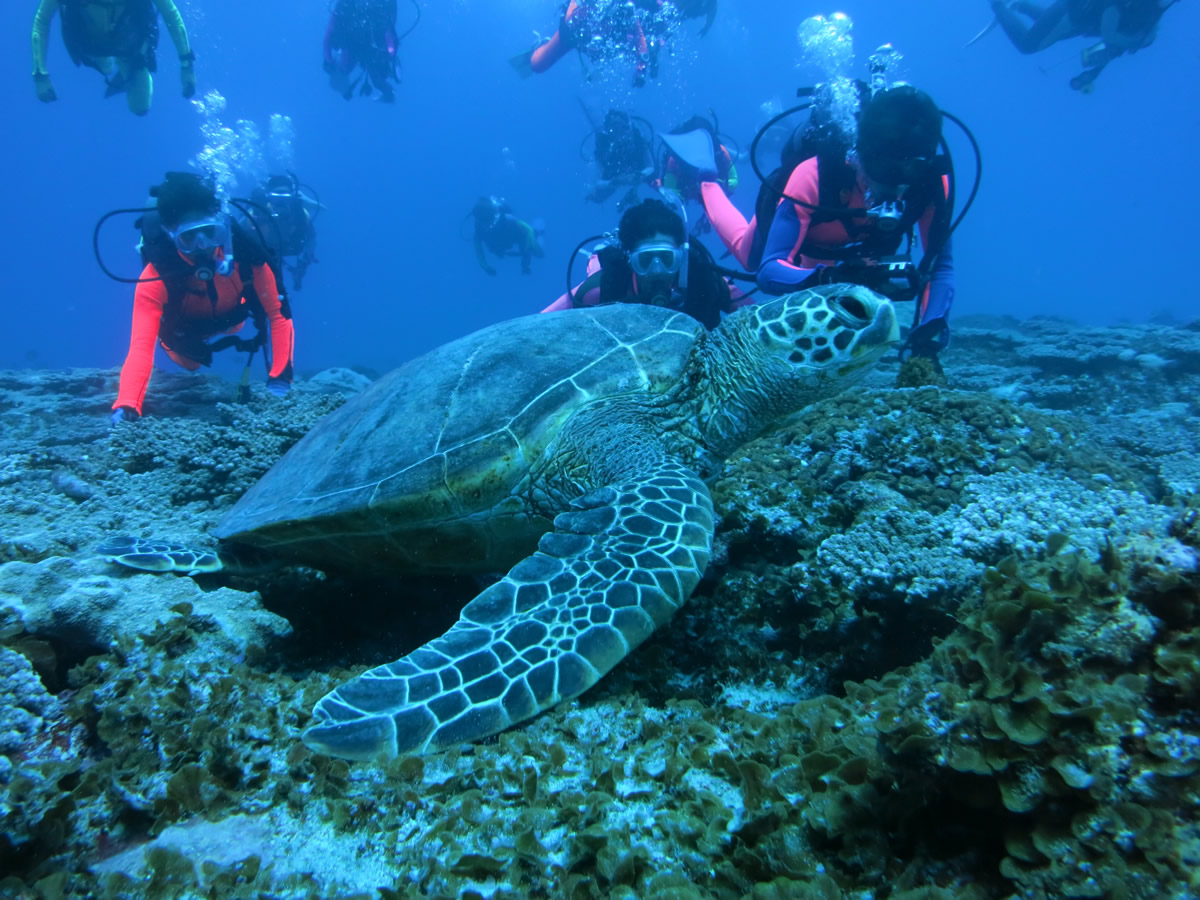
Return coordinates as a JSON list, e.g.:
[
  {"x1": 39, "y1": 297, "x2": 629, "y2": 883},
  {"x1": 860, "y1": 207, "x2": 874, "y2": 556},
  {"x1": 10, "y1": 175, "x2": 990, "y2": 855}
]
[{"x1": 113, "y1": 260, "x2": 294, "y2": 414}]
